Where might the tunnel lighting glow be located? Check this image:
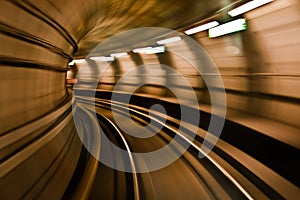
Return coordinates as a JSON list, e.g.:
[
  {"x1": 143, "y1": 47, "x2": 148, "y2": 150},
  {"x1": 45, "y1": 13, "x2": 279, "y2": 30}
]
[
  {"x1": 145, "y1": 46, "x2": 165, "y2": 54},
  {"x1": 157, "y1": 36, "x2": 181, "y2": 45},
  {"x1": 208, "y1": 18, "x2": 247, "y2": 38},
  {"x1": 133, "y1": 47, "x2": 152, "y2": 53},
  {"x1": 90, "y1": 56, "x2": 115, "y2": 61},
  {"x1": 133, "y1": 46, "x2": 165, "y2": 54},
  {"x1": 73, "y1": 59, "x2": 86, "y2": 64},
  {"x1": 68, "y1": 60, "x2": 75, "y2": 65},
  {"x1": 228, "y1": 0, "x2": 274, "y2": 17},
  {"x1": 110, "y1": 52, "x2": 128, "y2": 58},
  {"x1": 184, "y1": 21, "x2": 219, "y2": 35}
]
